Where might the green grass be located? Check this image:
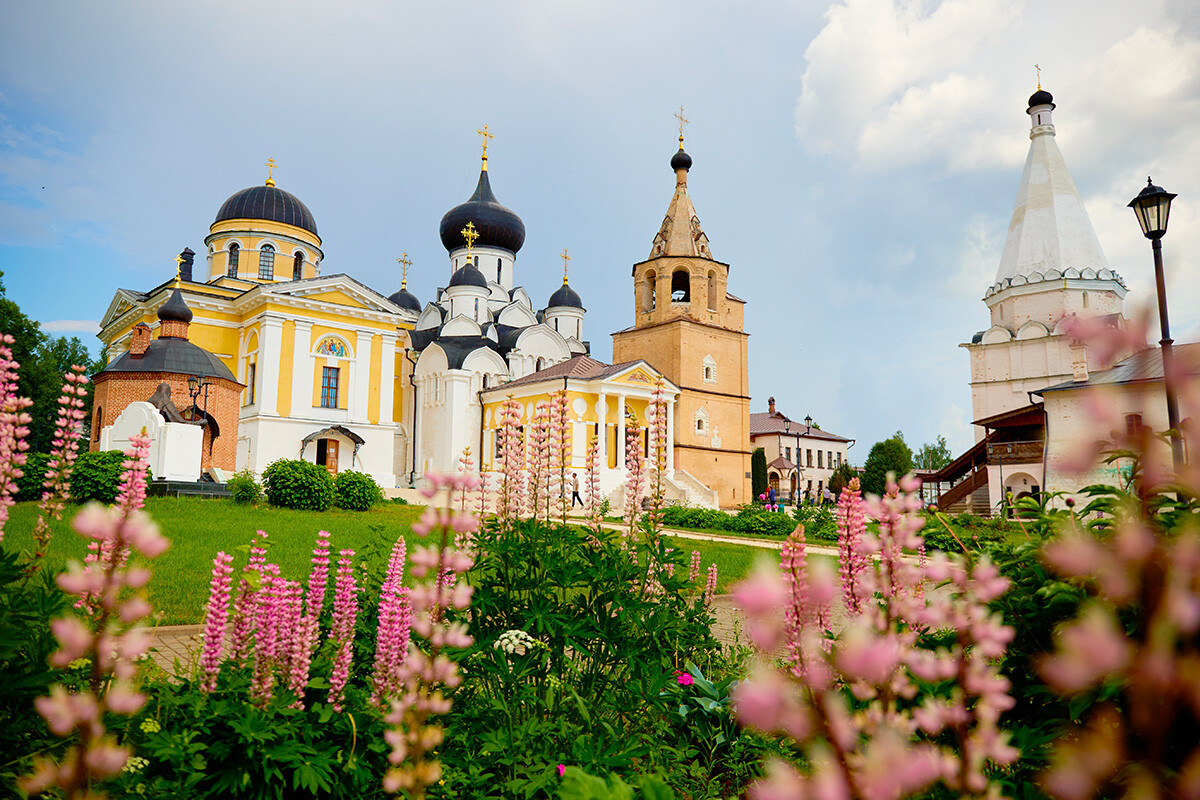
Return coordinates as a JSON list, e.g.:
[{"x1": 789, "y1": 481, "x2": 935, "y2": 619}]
[
  {"x1": 3, "y1": 498, "x2": 425, "y2": 625},
  {"x1": 2, "y1": 499, "x2": 780, "y2": 624}
]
